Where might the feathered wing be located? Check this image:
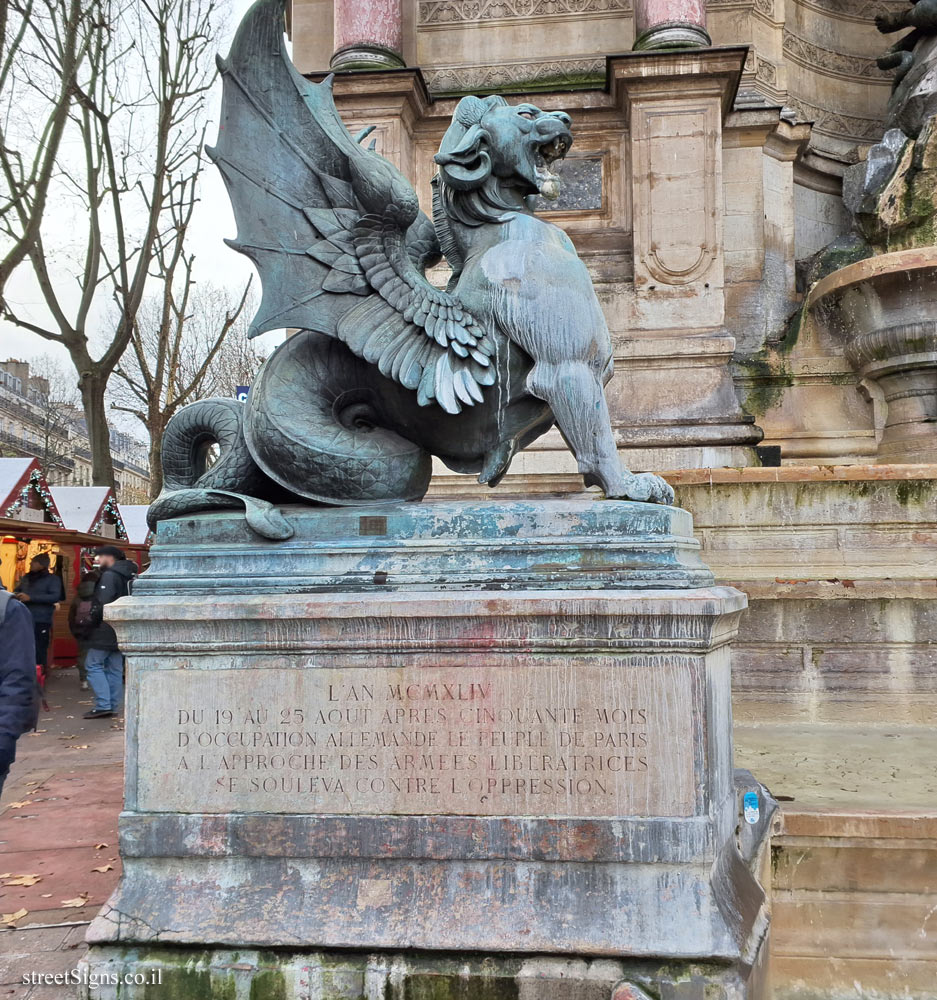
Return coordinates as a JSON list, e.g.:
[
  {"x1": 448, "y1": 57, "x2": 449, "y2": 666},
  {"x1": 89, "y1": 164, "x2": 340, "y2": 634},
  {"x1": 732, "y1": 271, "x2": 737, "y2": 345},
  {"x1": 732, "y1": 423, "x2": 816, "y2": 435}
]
[{"x1": 207, "y1": 0, "x2": 494, "y2": 413}]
